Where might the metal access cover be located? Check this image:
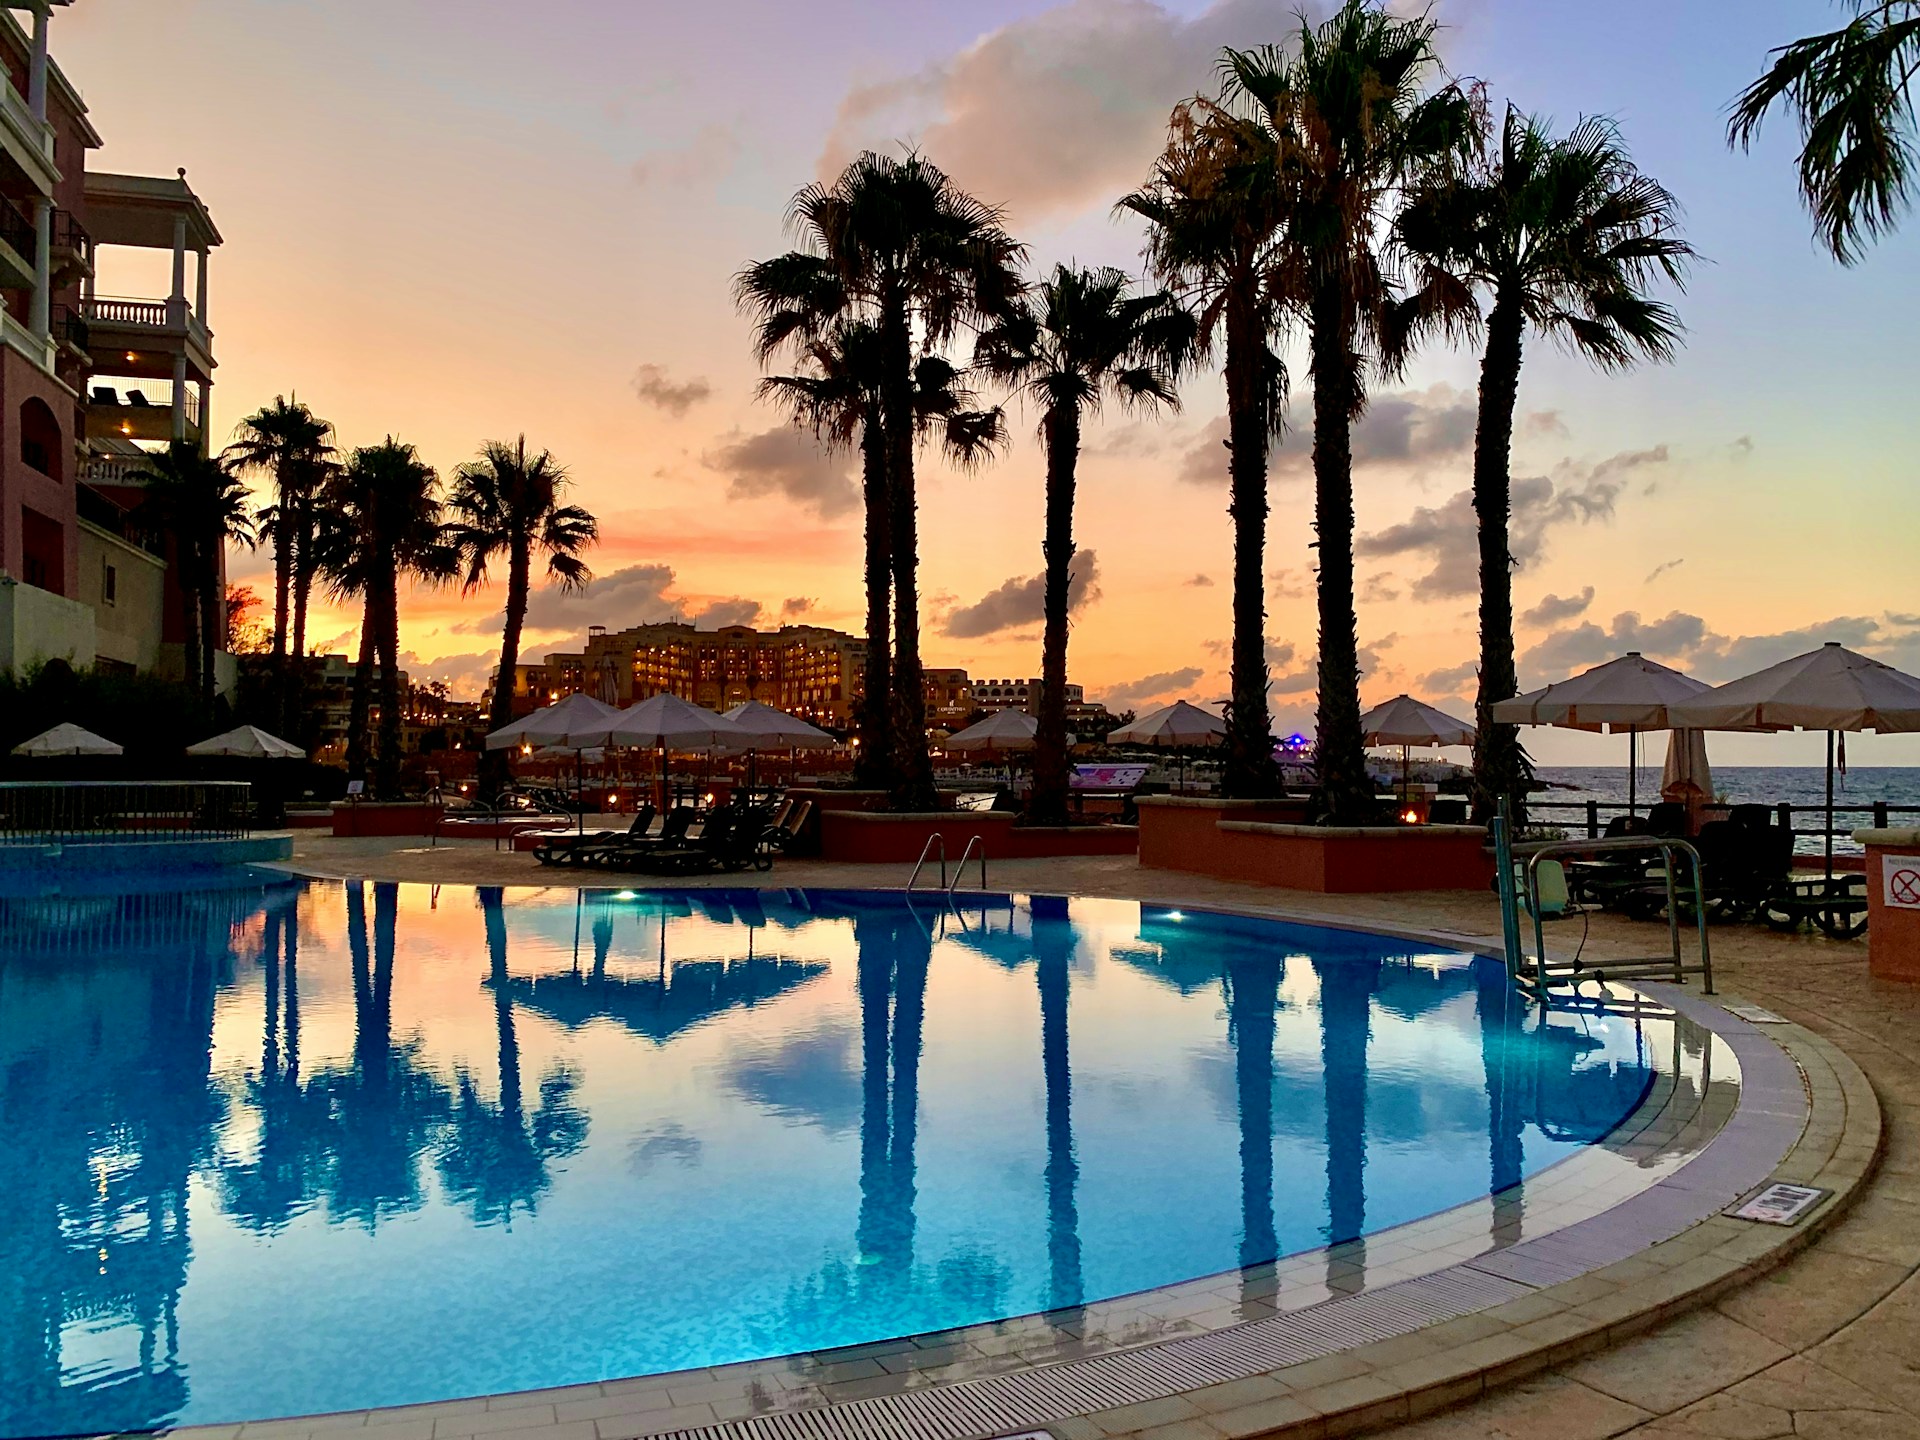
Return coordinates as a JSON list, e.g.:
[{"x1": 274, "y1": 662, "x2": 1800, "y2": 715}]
[{"x1": 1729, "y1": 1183, "x2": 1828, "y2": 1225}]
